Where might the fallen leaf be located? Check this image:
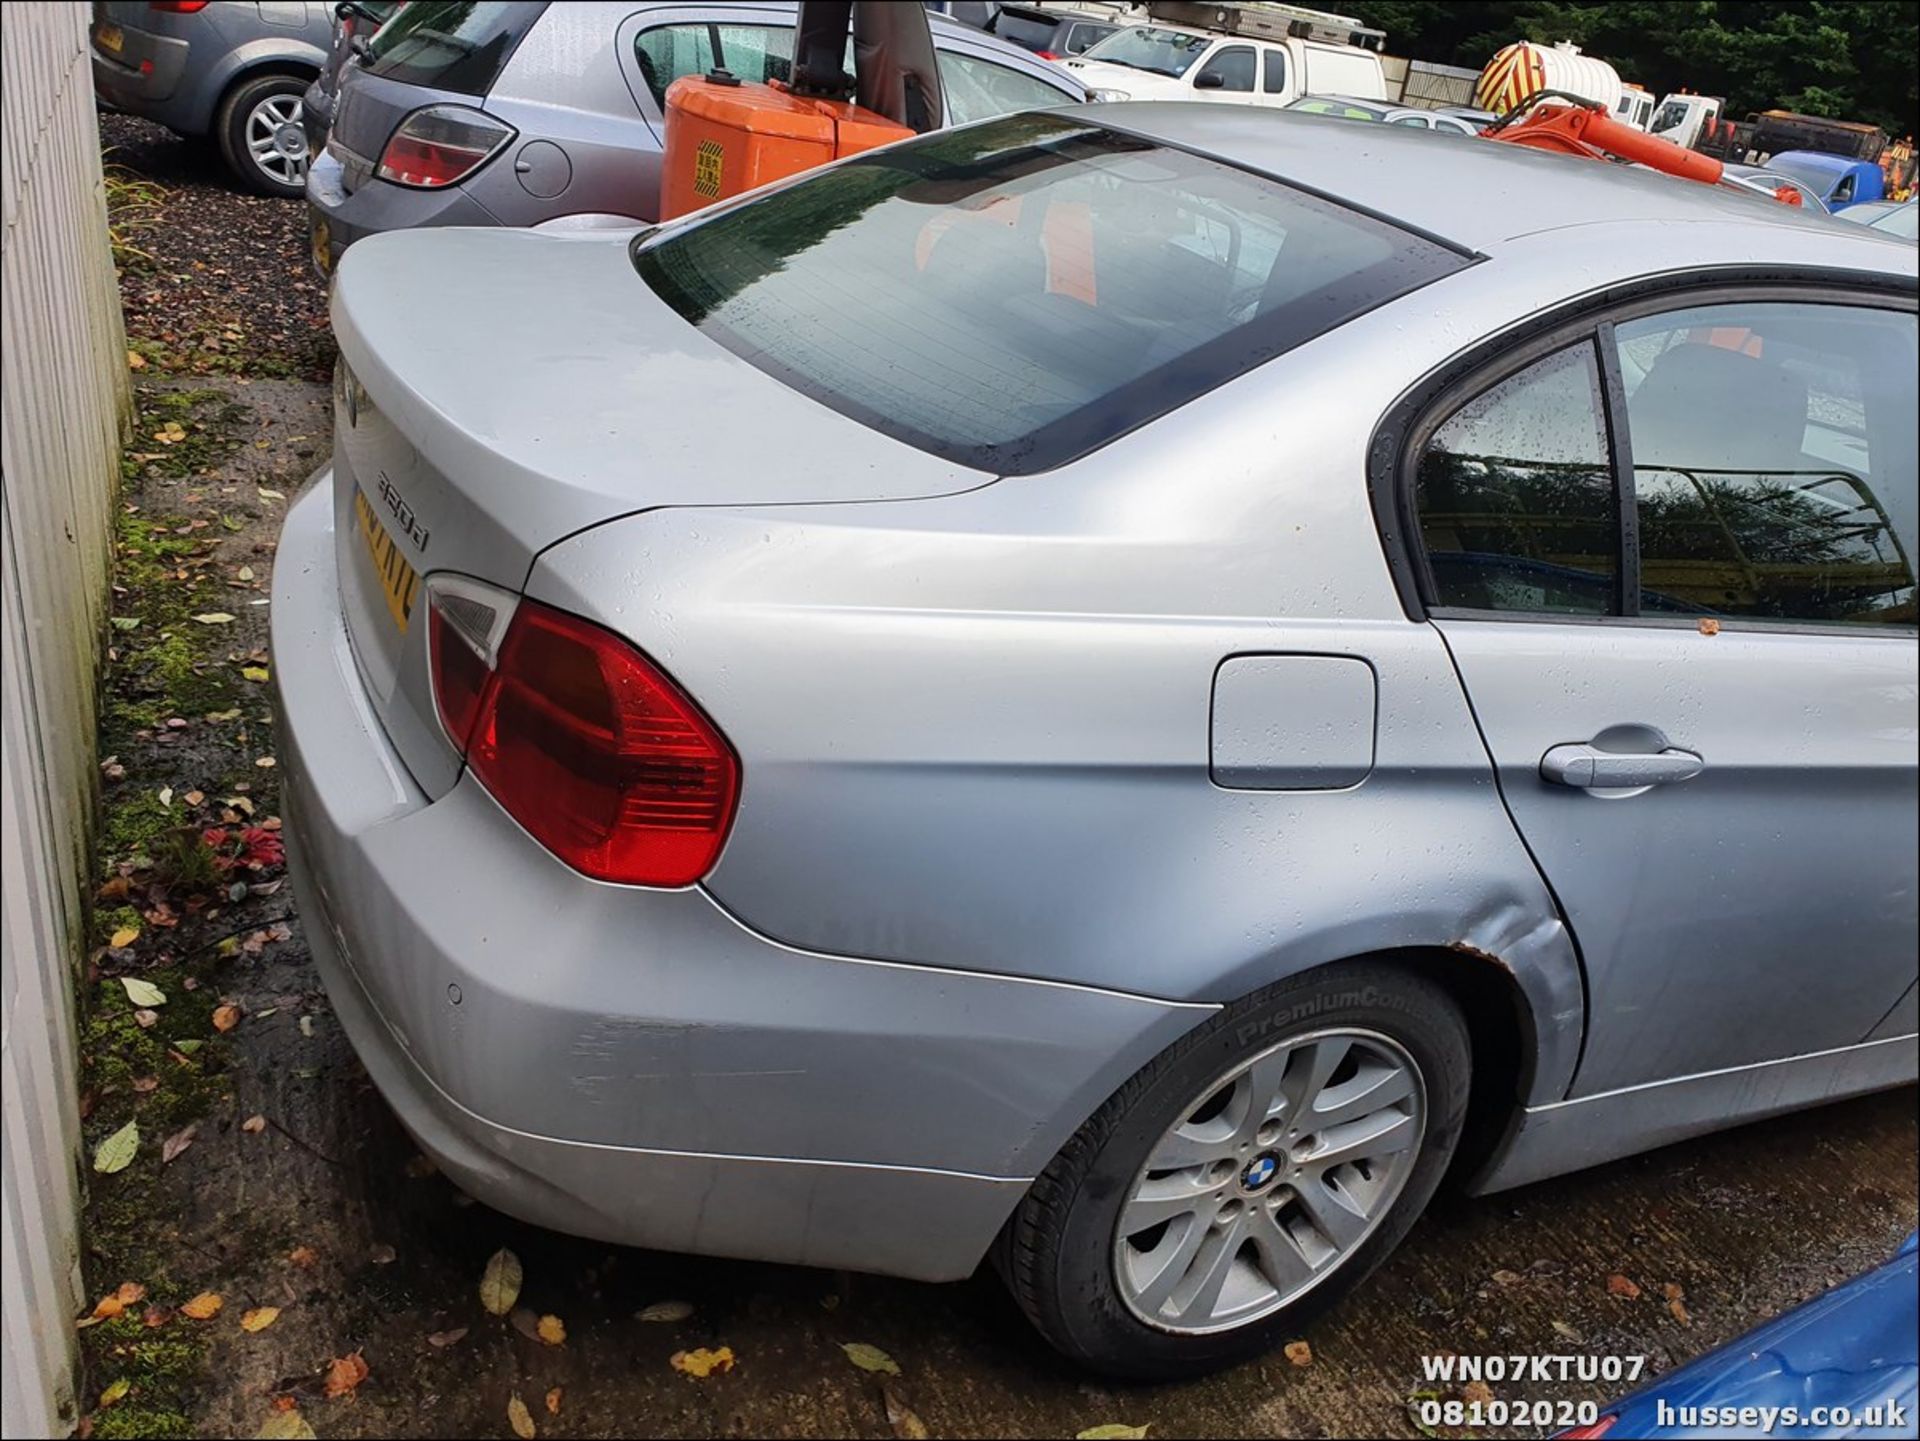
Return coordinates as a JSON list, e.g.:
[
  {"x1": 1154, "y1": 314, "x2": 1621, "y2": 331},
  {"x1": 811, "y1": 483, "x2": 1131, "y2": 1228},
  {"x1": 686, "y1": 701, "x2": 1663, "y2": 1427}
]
[
  {"x1": 636, "y1": 1300, "x2": 693, "y2": 1324},
  {"x1": 1462, "y1": 1380, "x2": 1494, "y2": 1405},
  {"x1": 185, "y1": 790, "x2": 205, "y2": 806},
  {"x1": 1698, "y1": 617, "x2": 1720, "y2": 636},
  {"x1": 241, "y1": 1306, "x2": 281, "y2": 1333},
  {"x1": 172, "y1": 1040, "x2": 202, "y2": 1055},
  {"x1": 212, "y1": 1004, "x2": 241, "y2": 1032},
  {"x1": 99, "y1": 1378, "x2": 132, "y2": 1408},
  {"x1": 119, "y1": 976, "x2": 166, "y2": 1007},
  {"x1": 1663, "y1": 1282, "x2": 1686, "y2": 1300},
  {"x1": 299, "y1": 1014, "x2": 313, "y2": 1036},
  {"x1": 134, "y1": 1009, "x2": 159, "y2": 1029},
  {"x1": 241, "y1": 666, "x2": 270, "y2": 683},
  {"x1": 479, "y1": 1248, "x2": 523, "y2": 1316},
  {"x1": 256, "y1": 1408, "x2": 317, "y2": 1439},
  {"x1": 883, "y1": 1386, "x2": 929, "y2": 1440},
  {"x1": 258, "y1": 487, "x2": 287, "y2": 503},
  {"x1": 193, "y1": 613, "x2": 236, "y2": 625},
  {"x1": 842, "y1": 1342, "x2": 900, "y2": 1375},
  {"x1": 545, "y1": 1388, "x2": 563, "y2": 1416},
  {"x1": 536, "y1": 1314, "x2": 566, "y2": 1346},
  {"x1": 161, "y1": 1123, "x2": 198, "y2": 1164},
  {"x1": 1669, "y1": 1296, "x2": 1692, "y2": 1326},
  {"x1": 323, "y1": 1350, "x2": 369, "y2": 1398},
  {"x1": 1607, "y1": 1273, "x2": 1642, "y2": 1299},
  {"x1": 93, "y1": 1120, "x2": 139, "y2": 1174},
  {"x1": 507, "y1": 1394, "x2": 536, "y2": 1440},
  {"x1": 1551, "y1": 1319, "x2": 1583, "y2": 1343},
  {"x1": 143, "y1": 1307, "x2": 170, "y2": 1328},
  {"x1": 179, "y1": 1292, "x2": 223, "y2": 1320},
  {"x1": 1283, "y1": 1339, "x2": 1313, "y2": 1367},
  {"x1": 1077, "y1": 1427, "x2": 1150, "y2": 1440},
  {"x1": 242, "y1": 1114, "x2": 267, "y2": 1133},
  {"x1": 288, "y1": 1246, "x2": 318, "y2": 1269},
  {"x1": 1491, "y1": 1268, "x2": 1524, "y2": 1285},
  {"x1": 131, "y1": 1076, "x2": 159, "y2": 1094},
  {"x1": 110, "y1": 926, "x2": 141, "y2": 950},
  {"x1": 671, "y1": 1346, "x2": 736, "y2": 1378},
  {"x1": 127, "y1": 350, "x2": 147, "y2": 370},
  {"x1": 426, "y1": 1326, "x2": 468, "y2": 1348},
  {"x1": 368, "y1": 1243, "x2": 396, "y2": 1265},
  {"x1": 273, "y1": 1397, "x2": 298, "y2": 1413},
  {"x1": 238, "y1": 566, "x2": 256, "y2": 582},
  {"x1": 256, "y1": 756, "x2": 276, "y2": 769}
]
